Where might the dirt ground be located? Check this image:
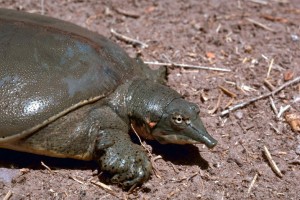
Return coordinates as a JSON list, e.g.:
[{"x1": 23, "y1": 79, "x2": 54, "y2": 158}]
[{"x1": 1, "y1": 0, "x2": 300, "y2": 199}]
